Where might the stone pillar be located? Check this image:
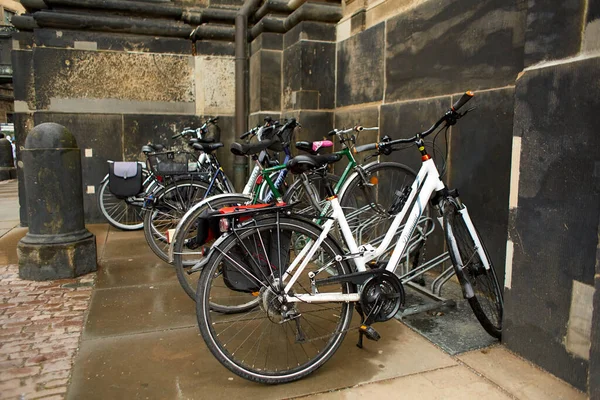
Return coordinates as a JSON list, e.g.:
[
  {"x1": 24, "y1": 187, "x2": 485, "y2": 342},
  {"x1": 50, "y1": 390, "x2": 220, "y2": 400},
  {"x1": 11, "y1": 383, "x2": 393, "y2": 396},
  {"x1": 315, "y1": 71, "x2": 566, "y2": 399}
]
[
  {"x1": 282, "y1": 22, "x2": 336, "y2": 143},
  {"x1": 18, "y1": 123, "x2": 97, "y2": 280},
  {"x1": 0, "y1": 136, "x2": 15, "y2": 180}
]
